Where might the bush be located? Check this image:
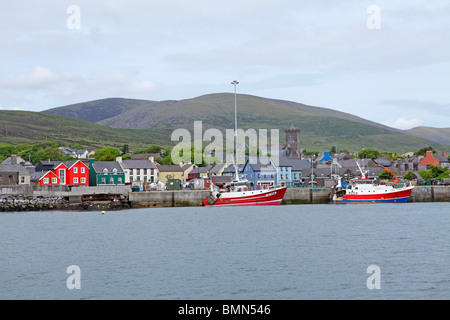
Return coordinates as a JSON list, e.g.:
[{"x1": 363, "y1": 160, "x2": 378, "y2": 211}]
[{"x1": 403, "y1": 171, "x2": 414, "y2": 180}]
